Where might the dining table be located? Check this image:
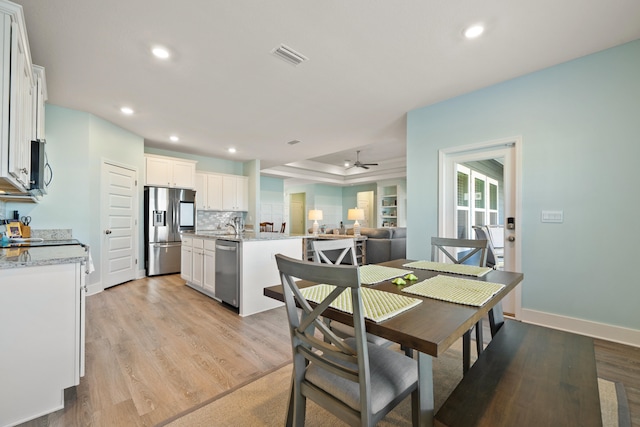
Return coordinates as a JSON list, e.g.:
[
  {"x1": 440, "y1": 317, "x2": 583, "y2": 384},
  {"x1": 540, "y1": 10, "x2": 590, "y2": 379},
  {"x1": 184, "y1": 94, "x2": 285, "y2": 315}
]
[{"x1": 263, "y1": 258, "x2": 524, "y2": 427}]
